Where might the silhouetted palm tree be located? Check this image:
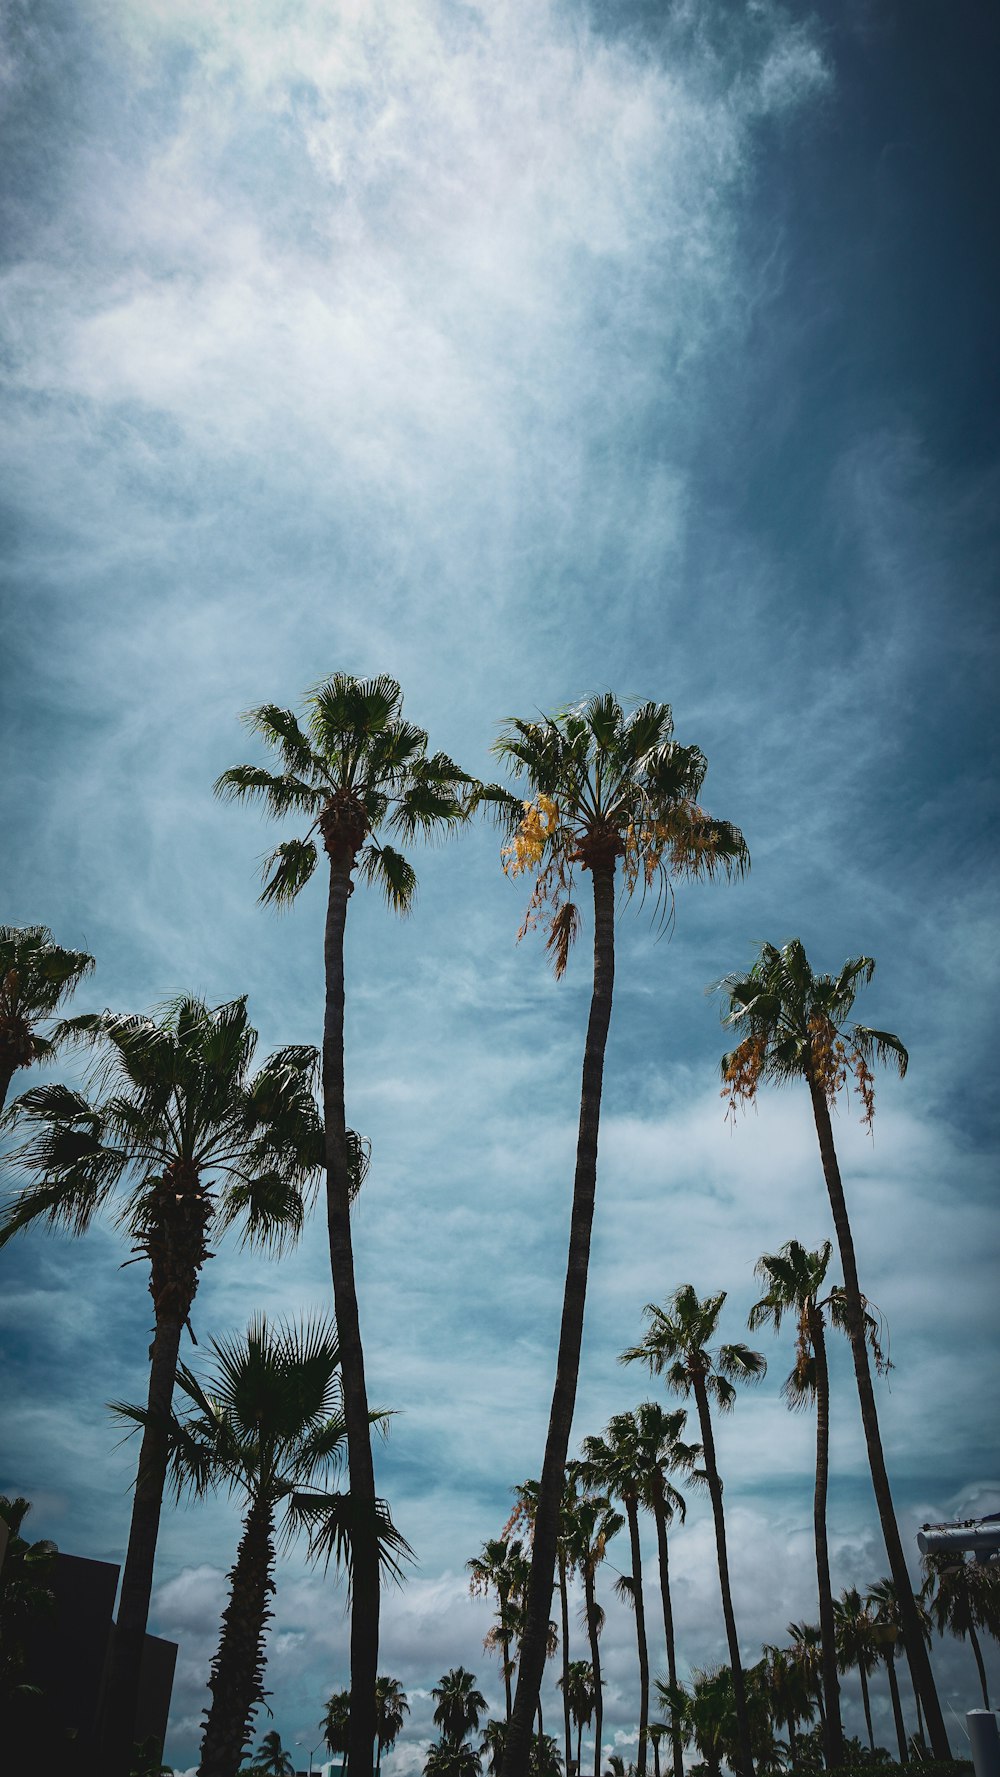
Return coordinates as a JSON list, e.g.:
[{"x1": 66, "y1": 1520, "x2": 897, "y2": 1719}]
[
  {"x1": 433, "y1": 1670, "x2": 489, "y2": 1746},
  {"x1": 0, "y1": 924, "x2": 94, "y2": 1110},
  {"x1": 480, "y1": 694, "x2": 747, "y2": 1777}
]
